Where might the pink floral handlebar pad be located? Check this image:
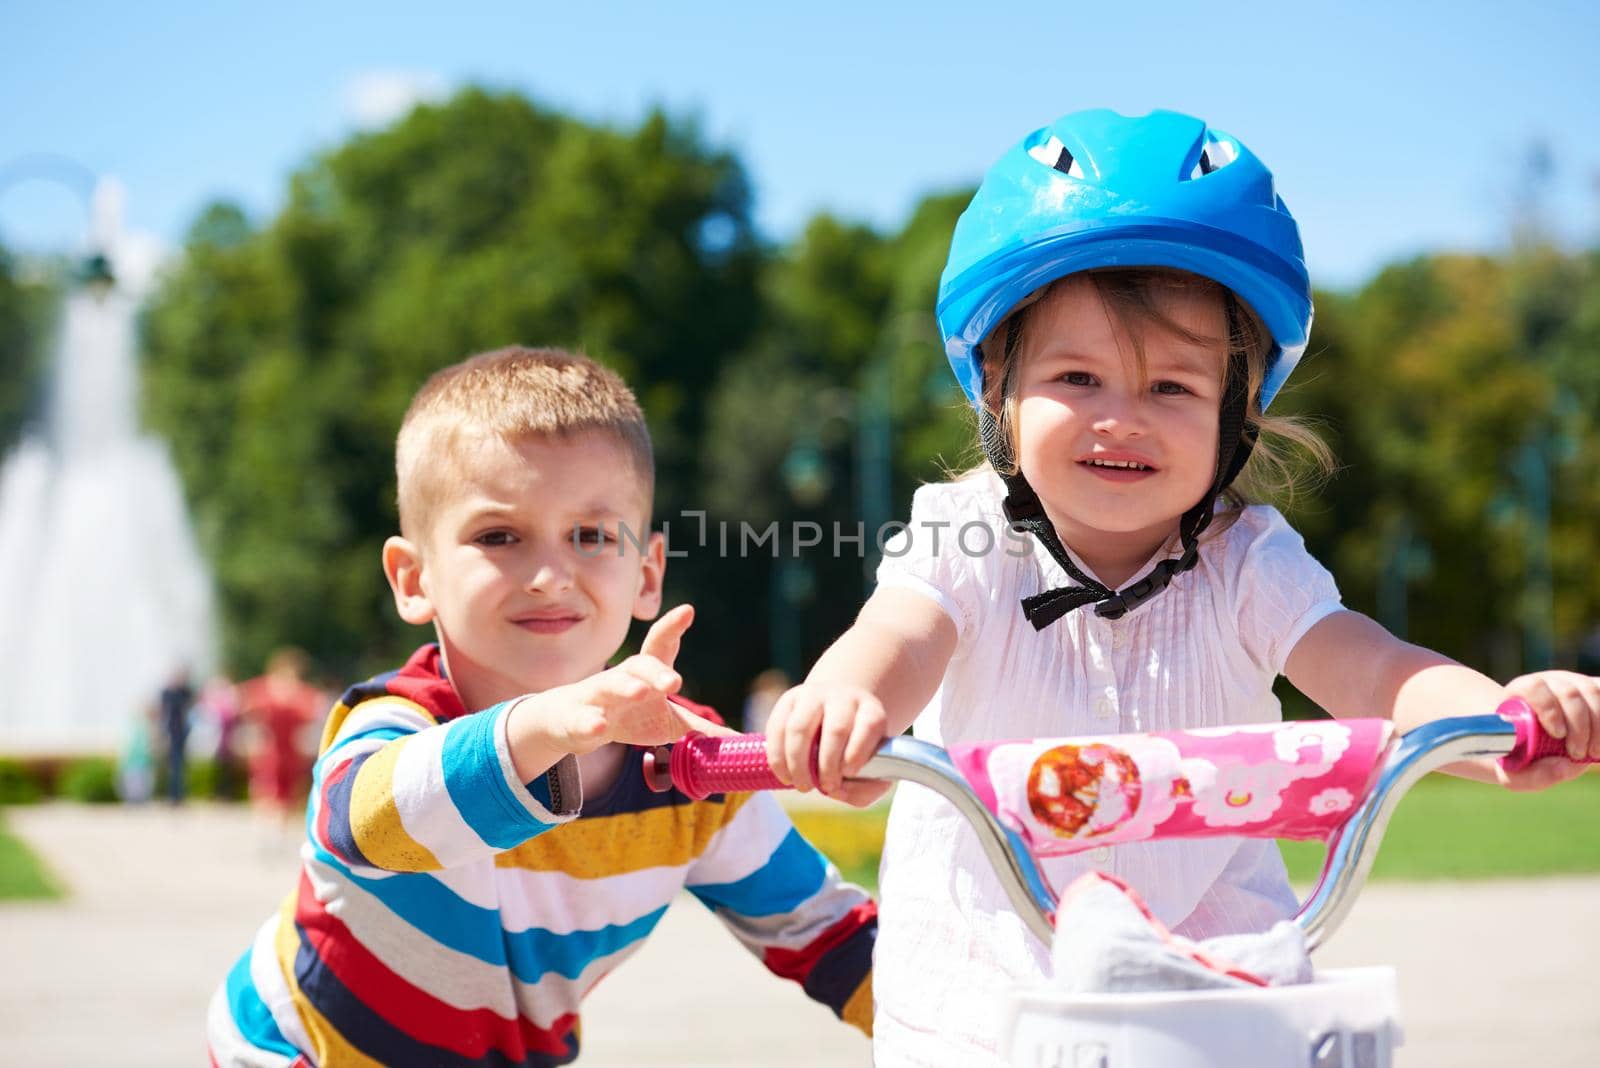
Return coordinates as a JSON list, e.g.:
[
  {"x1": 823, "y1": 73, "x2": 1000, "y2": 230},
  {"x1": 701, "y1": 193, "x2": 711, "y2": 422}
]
[{"x1": 949, "y1": 719, "x2": 1396, "y2": 857}]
